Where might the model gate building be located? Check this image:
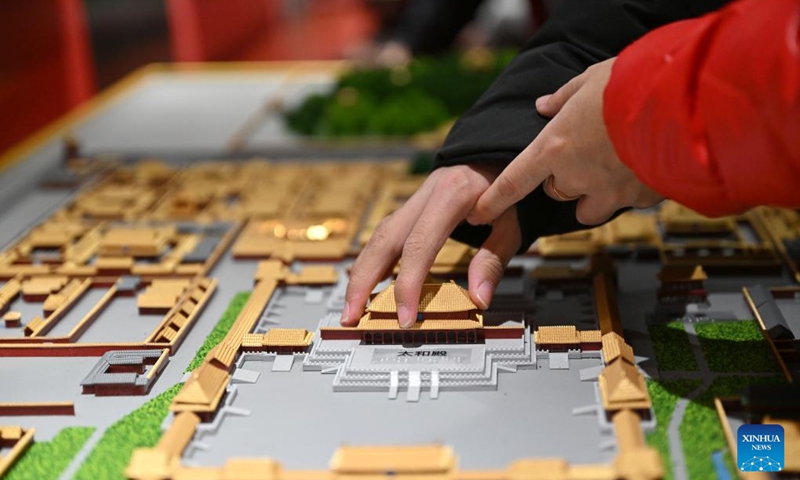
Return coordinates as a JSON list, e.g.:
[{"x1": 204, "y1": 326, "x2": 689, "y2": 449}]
[
  {"x1": 657, "y1": 265, "x2": 708, "y2": 305},
  {"x1": 321, "y1": 281, "x2": 524, "y2": 344}
]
